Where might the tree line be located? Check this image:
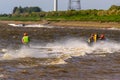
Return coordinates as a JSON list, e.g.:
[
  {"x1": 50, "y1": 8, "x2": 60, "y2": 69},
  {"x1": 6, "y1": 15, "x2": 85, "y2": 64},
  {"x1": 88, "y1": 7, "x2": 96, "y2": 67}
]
[{"x1": 12, "y1": 6, "x2": 42, "y2": 14}]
